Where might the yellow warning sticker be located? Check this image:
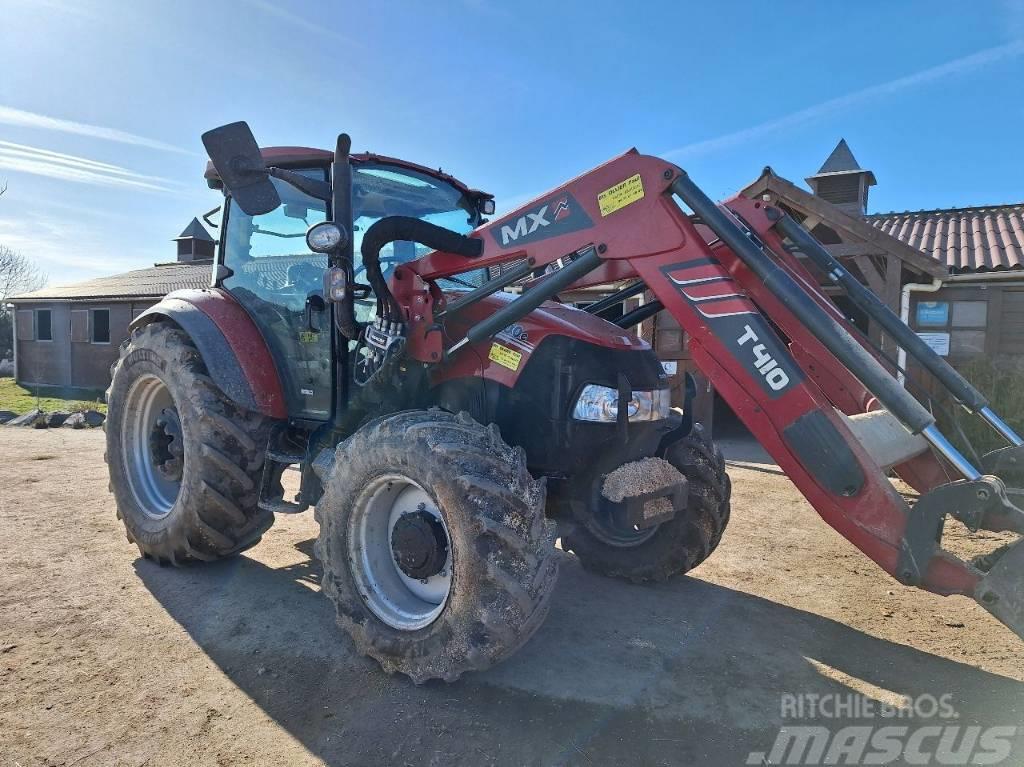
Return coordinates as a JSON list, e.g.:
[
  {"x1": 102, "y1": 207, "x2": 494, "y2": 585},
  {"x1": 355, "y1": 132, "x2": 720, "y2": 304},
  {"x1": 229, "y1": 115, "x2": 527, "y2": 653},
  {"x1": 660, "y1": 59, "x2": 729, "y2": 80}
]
[
  {"x1": 488, "y1": 343, "x2": 523, "y2": 371},
  {"x1": 598, "y1": 173, "x2": 645, "y2": 217}
]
